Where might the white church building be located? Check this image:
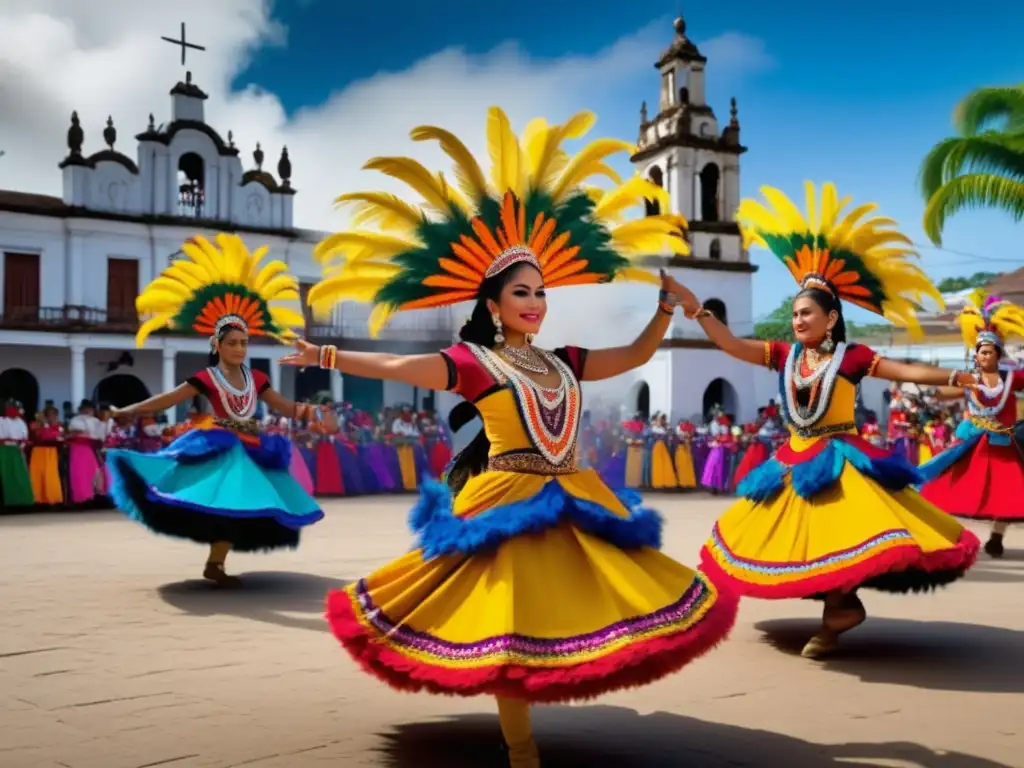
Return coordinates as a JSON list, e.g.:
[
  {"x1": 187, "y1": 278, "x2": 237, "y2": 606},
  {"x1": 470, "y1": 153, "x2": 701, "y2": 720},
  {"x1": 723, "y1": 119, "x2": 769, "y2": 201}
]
[{"x1": 0, "y1": 17, "x2": 773, "y2": 426}]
